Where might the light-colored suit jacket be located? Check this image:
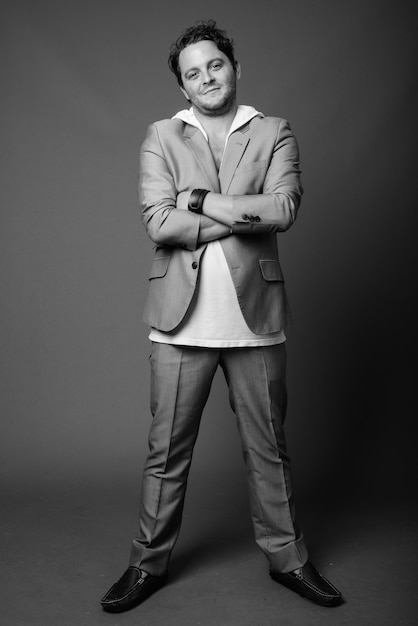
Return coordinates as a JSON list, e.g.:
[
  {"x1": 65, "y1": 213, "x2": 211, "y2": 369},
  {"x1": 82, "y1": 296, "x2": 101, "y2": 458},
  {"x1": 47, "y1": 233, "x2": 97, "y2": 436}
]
[{"x1": 139, "y1": 114, "x2": 303, "y2": 334}]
